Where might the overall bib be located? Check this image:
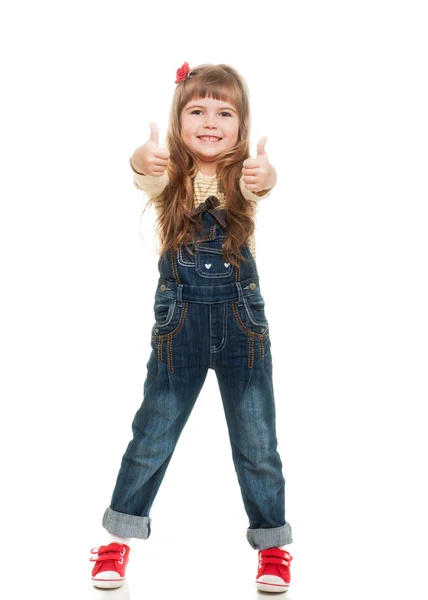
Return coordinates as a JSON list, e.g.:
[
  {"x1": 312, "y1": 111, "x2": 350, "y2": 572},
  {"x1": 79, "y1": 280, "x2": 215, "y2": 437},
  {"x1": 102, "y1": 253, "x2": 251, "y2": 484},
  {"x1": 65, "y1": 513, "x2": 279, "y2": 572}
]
[{"x1": 102, "y1": 197, "x2": 293, "y2": 550}]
